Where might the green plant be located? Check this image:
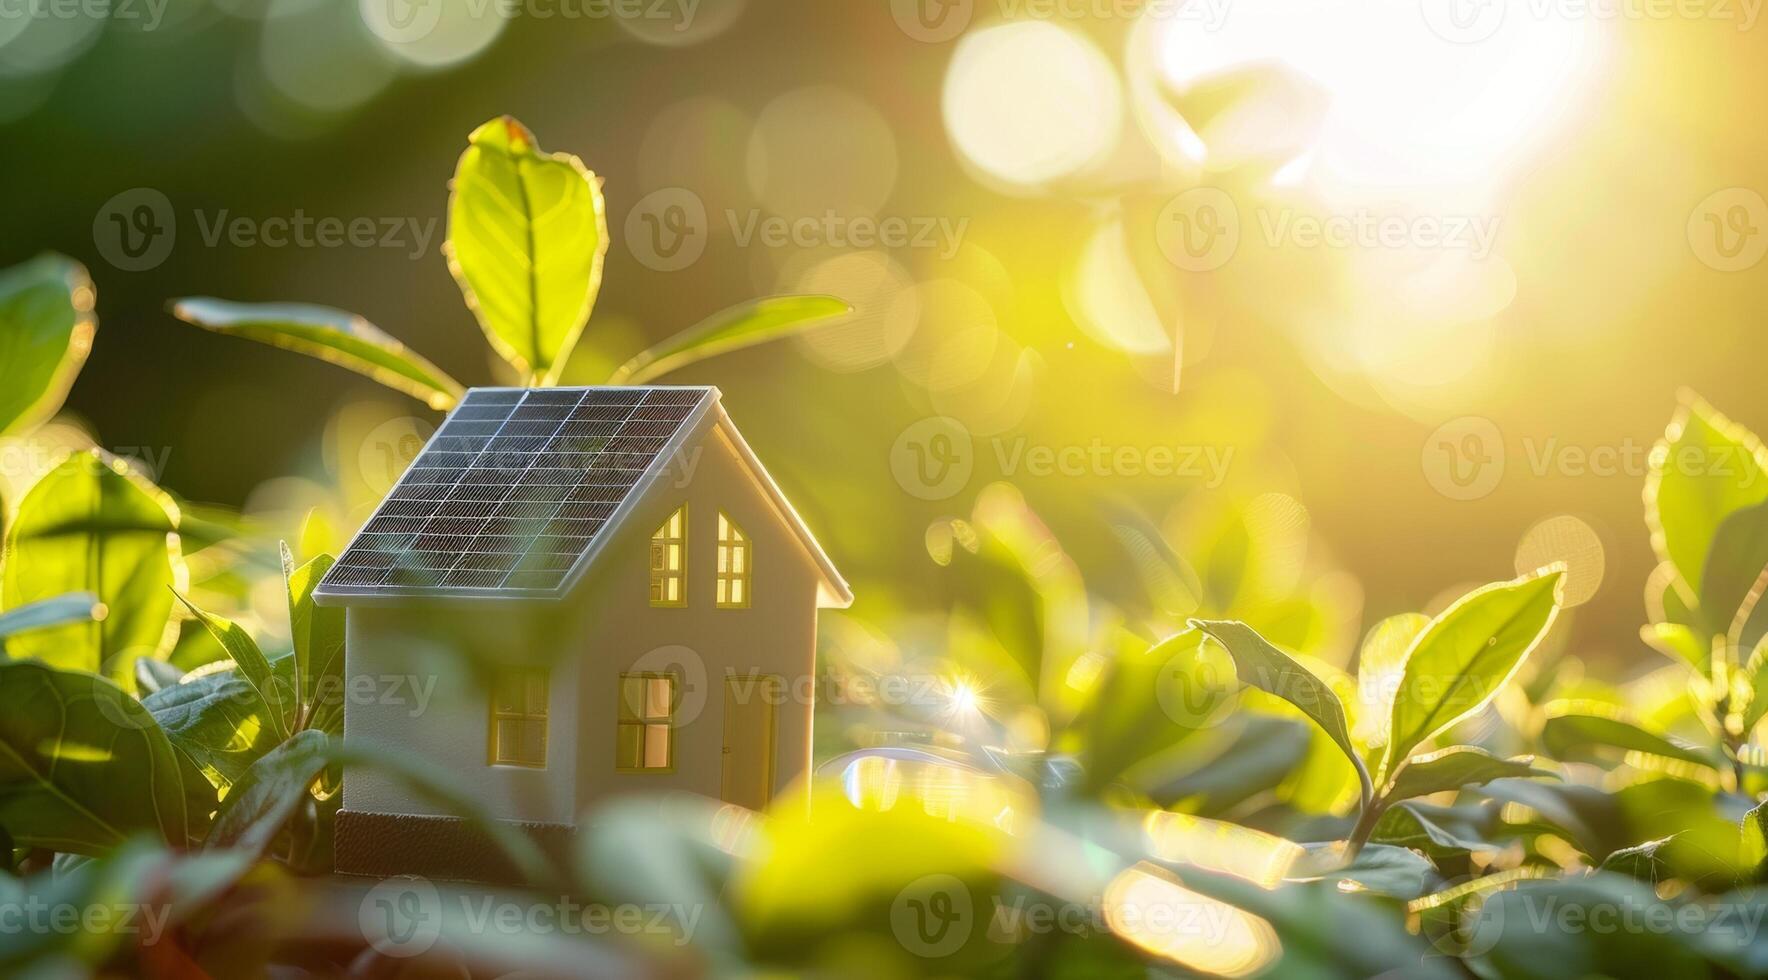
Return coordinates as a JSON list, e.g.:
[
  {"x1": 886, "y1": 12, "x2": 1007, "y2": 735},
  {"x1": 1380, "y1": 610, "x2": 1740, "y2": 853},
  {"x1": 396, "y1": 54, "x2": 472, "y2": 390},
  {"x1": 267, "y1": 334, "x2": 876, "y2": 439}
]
[{"x1": 169, "y1": 116, "x2": 853, "y2": 407}]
